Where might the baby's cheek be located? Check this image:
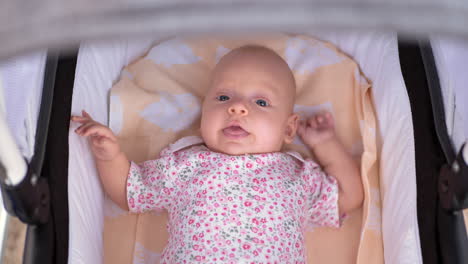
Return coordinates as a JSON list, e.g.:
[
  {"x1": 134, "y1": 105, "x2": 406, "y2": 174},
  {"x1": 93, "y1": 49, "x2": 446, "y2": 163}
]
[{"x1": 256, "y1": 122, "x2": 285, "y2": 148}]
